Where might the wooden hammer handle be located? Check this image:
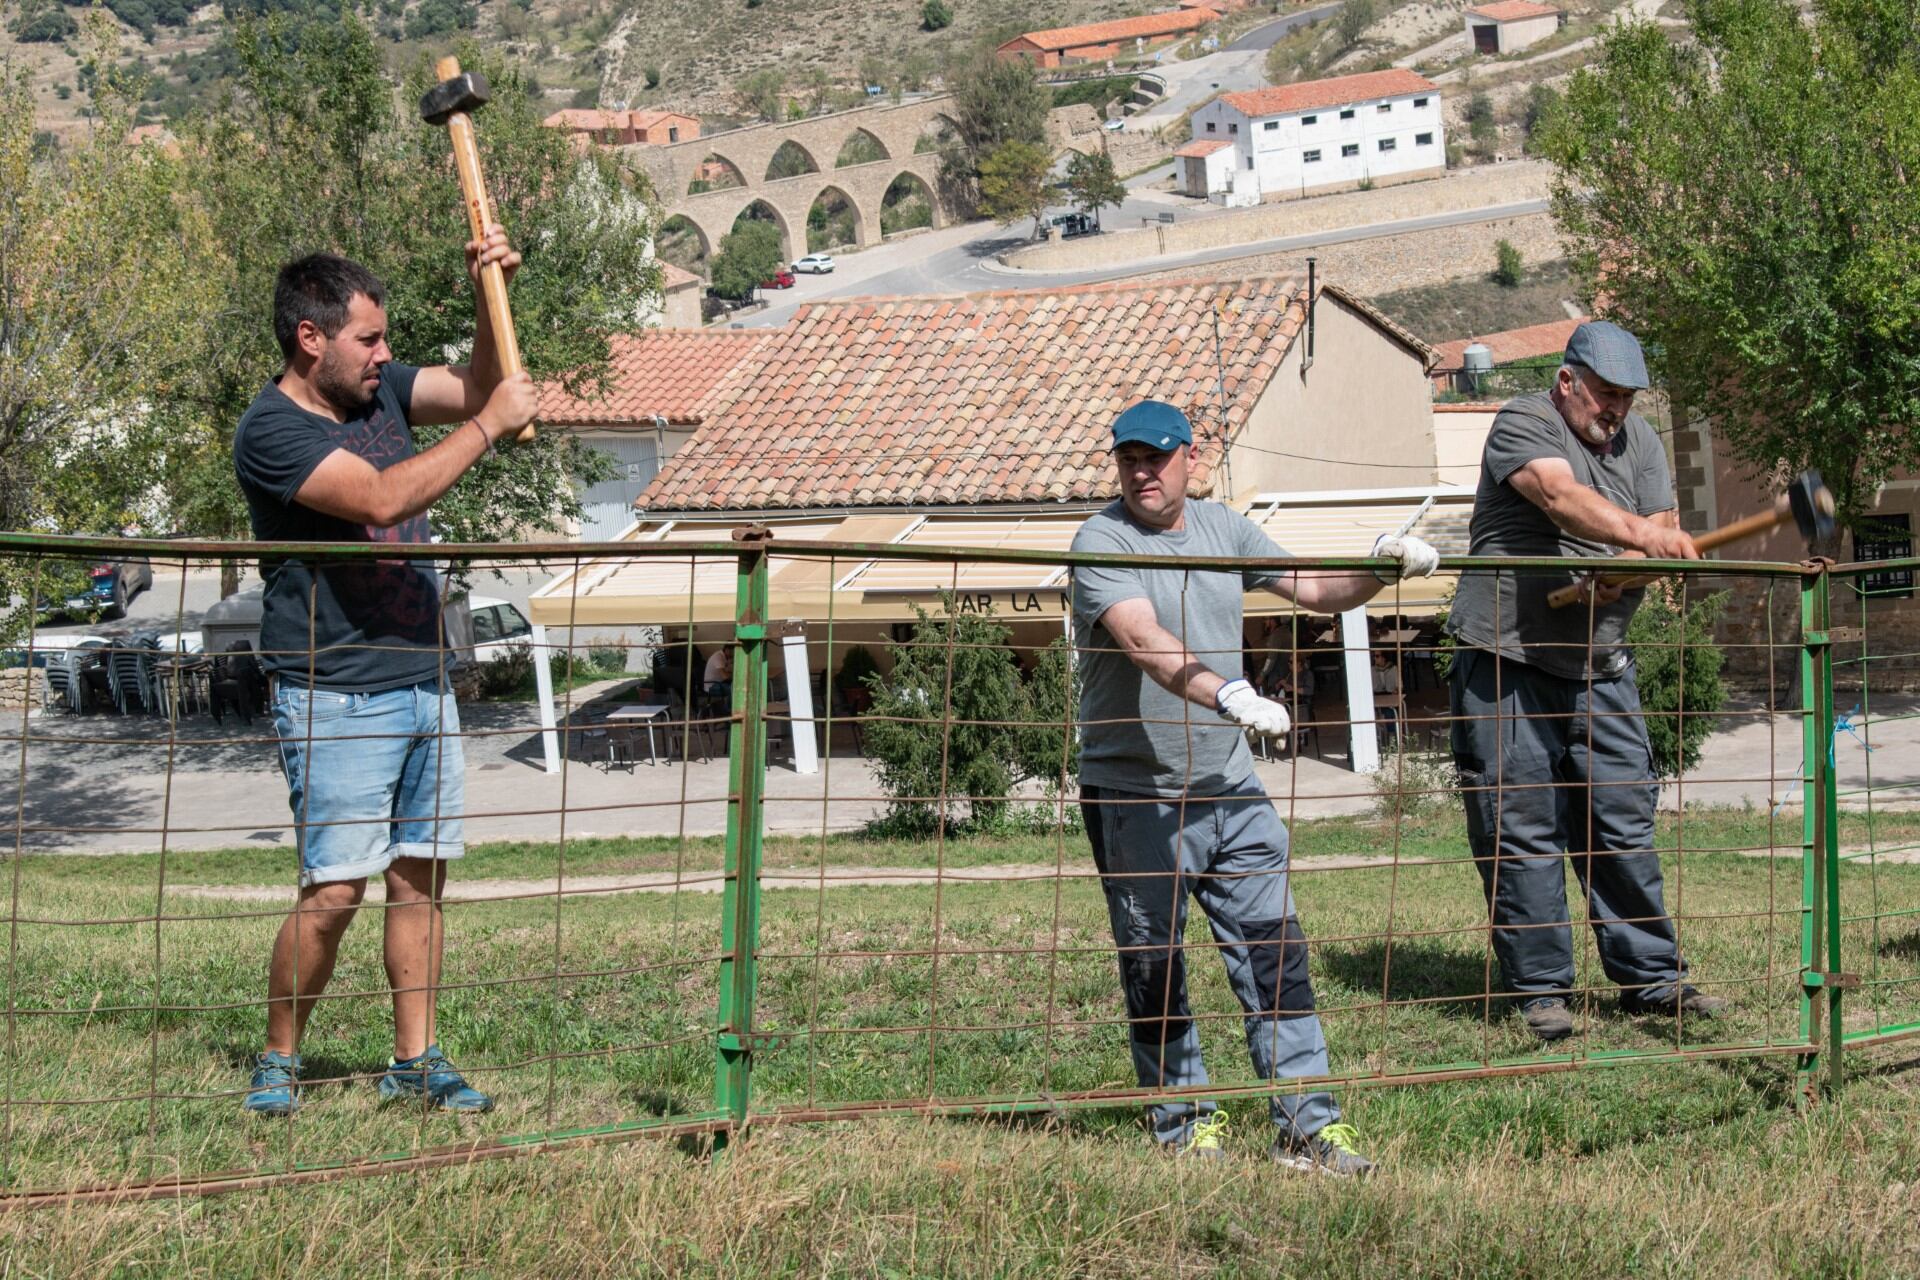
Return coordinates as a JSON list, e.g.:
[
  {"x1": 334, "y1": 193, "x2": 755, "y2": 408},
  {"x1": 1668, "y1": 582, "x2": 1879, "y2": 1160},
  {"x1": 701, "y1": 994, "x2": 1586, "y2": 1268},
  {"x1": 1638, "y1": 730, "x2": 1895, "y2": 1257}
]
[
  {"x1": 1544, "y1": 492, "x2": 1794, "y2": 608},
  {"x1": 437, "y1": 56, "x2": 535, "y2": 444}
]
